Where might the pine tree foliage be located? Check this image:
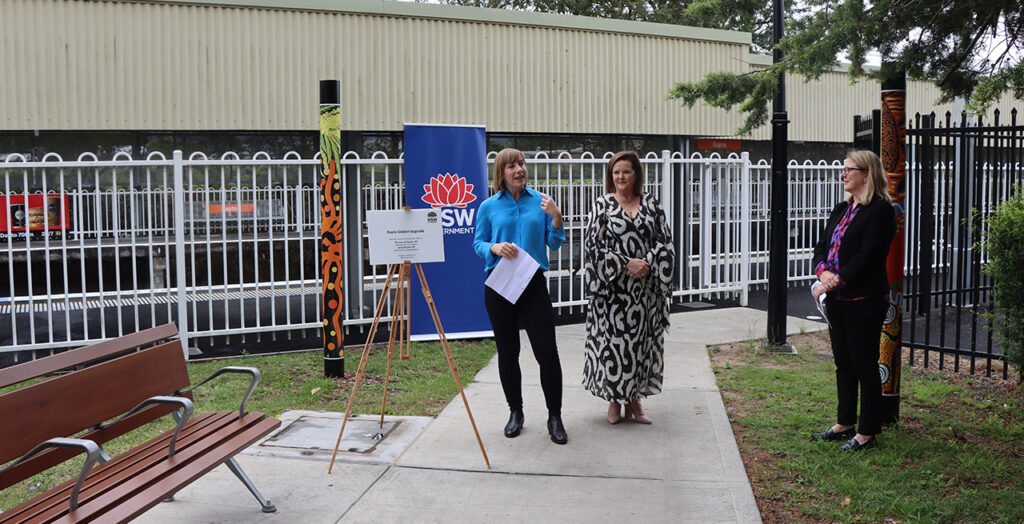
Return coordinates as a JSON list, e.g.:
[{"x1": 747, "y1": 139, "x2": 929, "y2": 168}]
[{"x1": 671, "y1": 0, "x2": 1024, "y2": 134}]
